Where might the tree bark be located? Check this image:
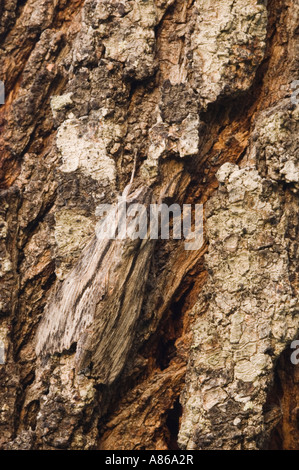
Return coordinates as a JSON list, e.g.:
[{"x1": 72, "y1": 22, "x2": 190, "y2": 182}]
[{"x1": 0, "y1": 0, "x2": 298, "y2": 450}]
